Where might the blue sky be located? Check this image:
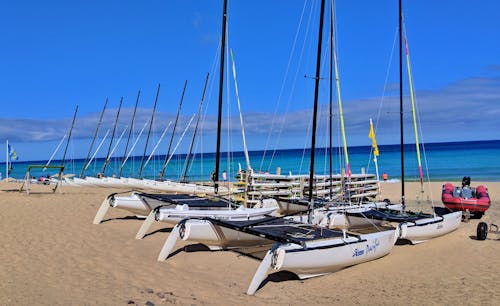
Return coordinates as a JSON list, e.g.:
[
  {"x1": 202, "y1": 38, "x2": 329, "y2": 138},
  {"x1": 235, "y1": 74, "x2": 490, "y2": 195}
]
[{"x1": 1, "y1": 0, "x2": 499, "y2": 162}]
